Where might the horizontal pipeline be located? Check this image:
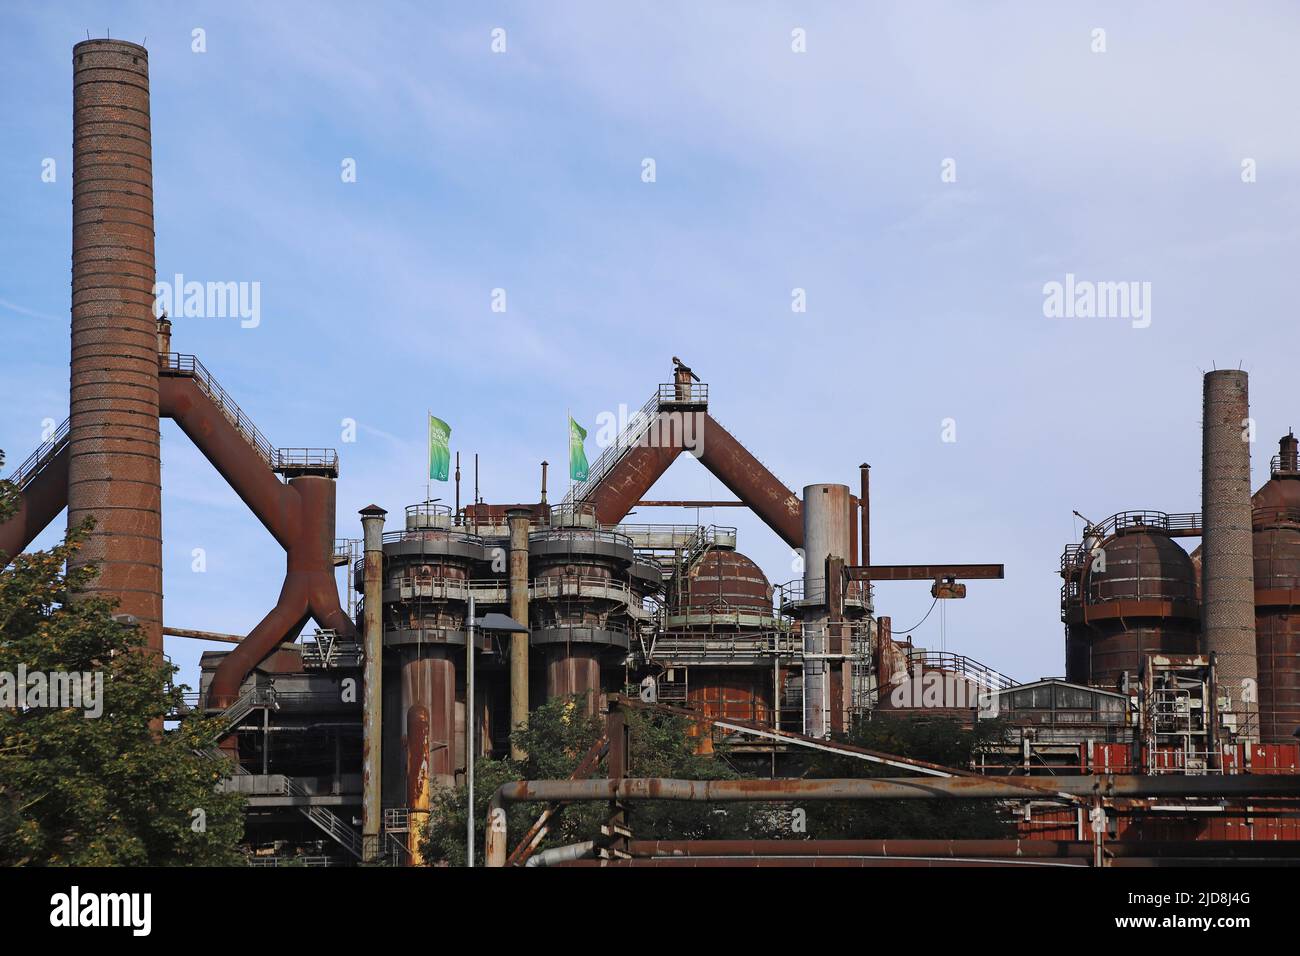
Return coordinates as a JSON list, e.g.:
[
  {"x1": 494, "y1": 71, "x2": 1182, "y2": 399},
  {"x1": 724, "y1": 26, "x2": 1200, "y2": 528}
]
[
  {"x1": 629, "y1": 839, "x2": 1300, "y2": 860},
  {"x1": 485, "y1": 775, "x2": 1300, "y2": 866}
]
